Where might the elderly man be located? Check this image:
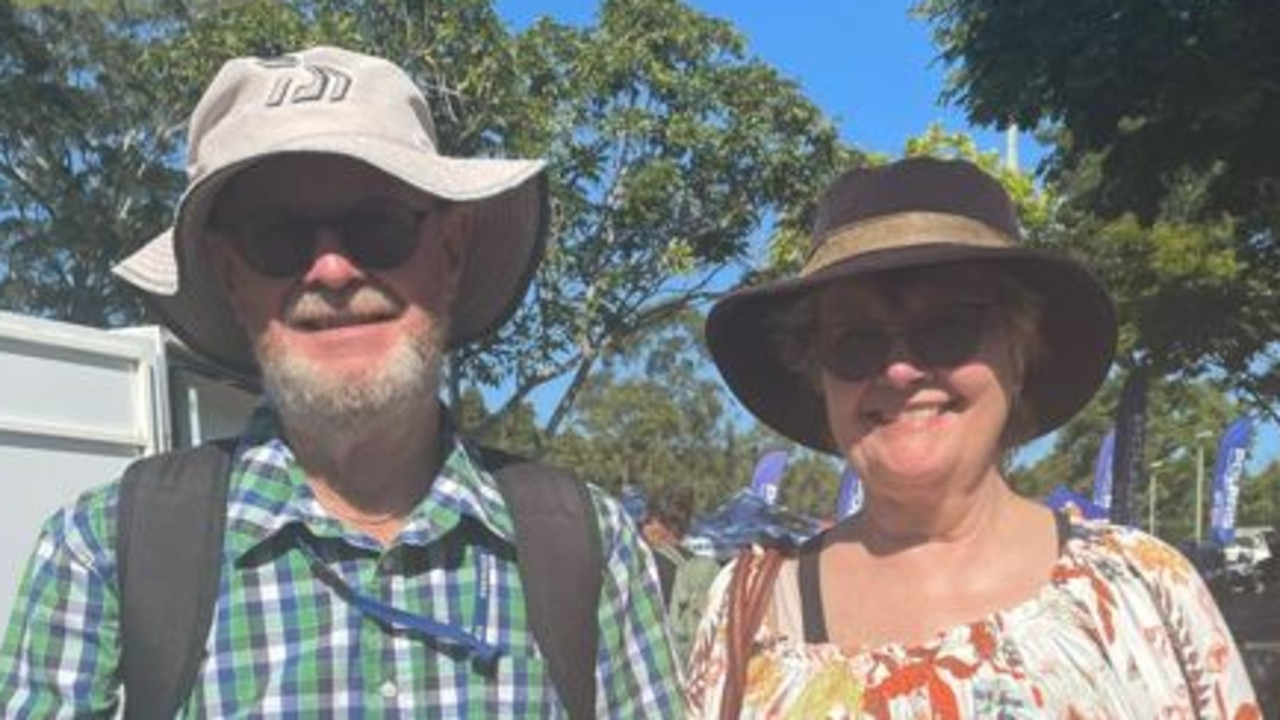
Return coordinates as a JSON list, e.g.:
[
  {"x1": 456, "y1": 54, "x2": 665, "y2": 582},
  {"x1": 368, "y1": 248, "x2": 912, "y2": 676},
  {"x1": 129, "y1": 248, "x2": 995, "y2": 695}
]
[{"x1": 0, "y1": 46, "x2": 681, "y2": 717}]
